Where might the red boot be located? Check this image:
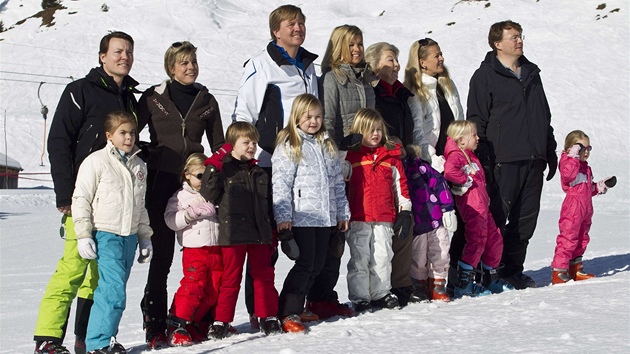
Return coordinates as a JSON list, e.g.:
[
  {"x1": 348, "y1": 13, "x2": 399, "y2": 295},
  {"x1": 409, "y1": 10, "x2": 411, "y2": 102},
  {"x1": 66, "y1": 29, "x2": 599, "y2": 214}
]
[
  {"x1": 428, "y1": 278, "x2": 451, "y2": 302},
  {"x1": 569, "y1": 257, "x2": 595, "y2": 281},
  {"x1": 281, "y1": 315, "x2": 306, "y2": 333},
  {"x1": 306, "y1": 300, "x2": 354, "y2": 320},
  {"x1": 551, "y1": 268, "x2": 571, "y2": 285}
]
